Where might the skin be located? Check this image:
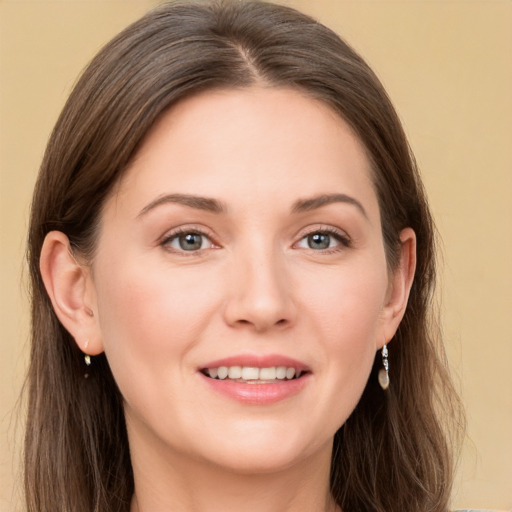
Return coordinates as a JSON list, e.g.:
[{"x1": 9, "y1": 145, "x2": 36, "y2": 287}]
[{"x1": 40, "y1": 87, "x2": 415, "y2": 512}]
